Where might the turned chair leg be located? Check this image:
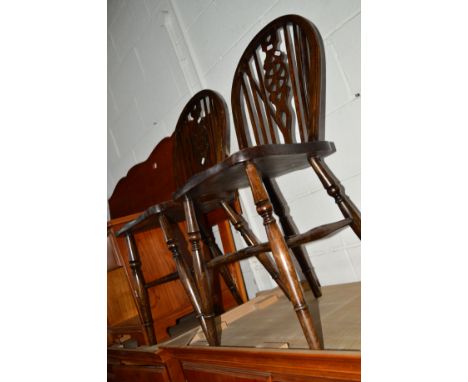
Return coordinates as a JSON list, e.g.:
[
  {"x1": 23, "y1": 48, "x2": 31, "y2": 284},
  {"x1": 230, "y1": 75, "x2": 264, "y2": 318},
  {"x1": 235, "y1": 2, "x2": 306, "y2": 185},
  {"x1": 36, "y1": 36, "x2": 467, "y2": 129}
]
[
  {"x1": 125, "y1": 233, "x2": 156, "y2": 345},
  {"x1": 198, "y1": 219, "x2": 245, "y2": 306},
  {"x1": 245, "y1": 162, "x2": 322, "y2": 350},
  {"x1": 183, "y1": 196, "x2": 219, "y2": 346},
  {"x1": 220, "y1": 200, "x2": 291, "y2": 300},
  {"x1": 263, "y1": 178, "x2": 322, "y2": 298},
  {"x1": 309, "y1": 157, "x2": 361, "y2": 239},
  {"x1": 158, "y1": 214, "x2": 214, "y2": 340}
]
